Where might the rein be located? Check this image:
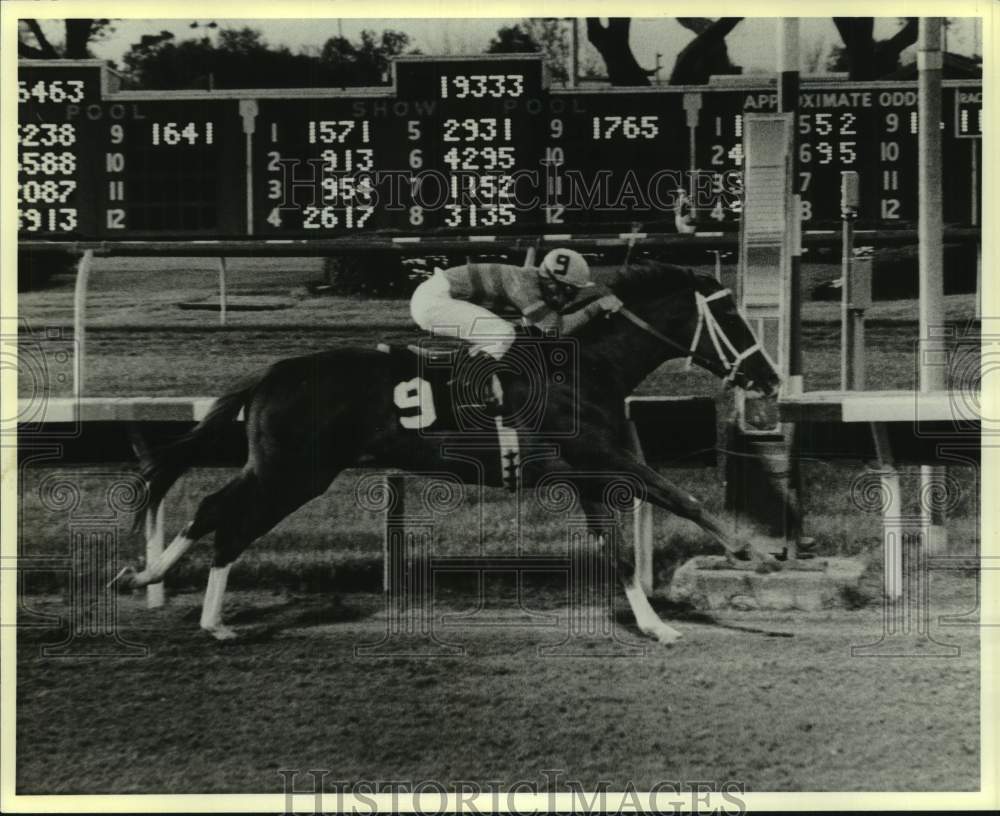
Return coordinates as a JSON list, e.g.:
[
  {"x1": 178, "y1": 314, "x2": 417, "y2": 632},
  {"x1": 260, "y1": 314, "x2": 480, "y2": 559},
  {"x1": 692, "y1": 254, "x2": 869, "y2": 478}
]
[{"x1": 618, "y1": 288, "x2": 762, "y2": 385}]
